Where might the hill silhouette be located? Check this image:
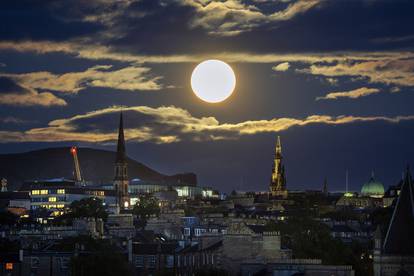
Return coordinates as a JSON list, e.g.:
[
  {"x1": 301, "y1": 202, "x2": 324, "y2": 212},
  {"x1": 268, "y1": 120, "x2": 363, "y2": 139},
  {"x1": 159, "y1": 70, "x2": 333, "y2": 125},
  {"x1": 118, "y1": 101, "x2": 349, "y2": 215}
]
[{"x1": 0, "y1": 147, "x2": 197, "y2": 190}]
